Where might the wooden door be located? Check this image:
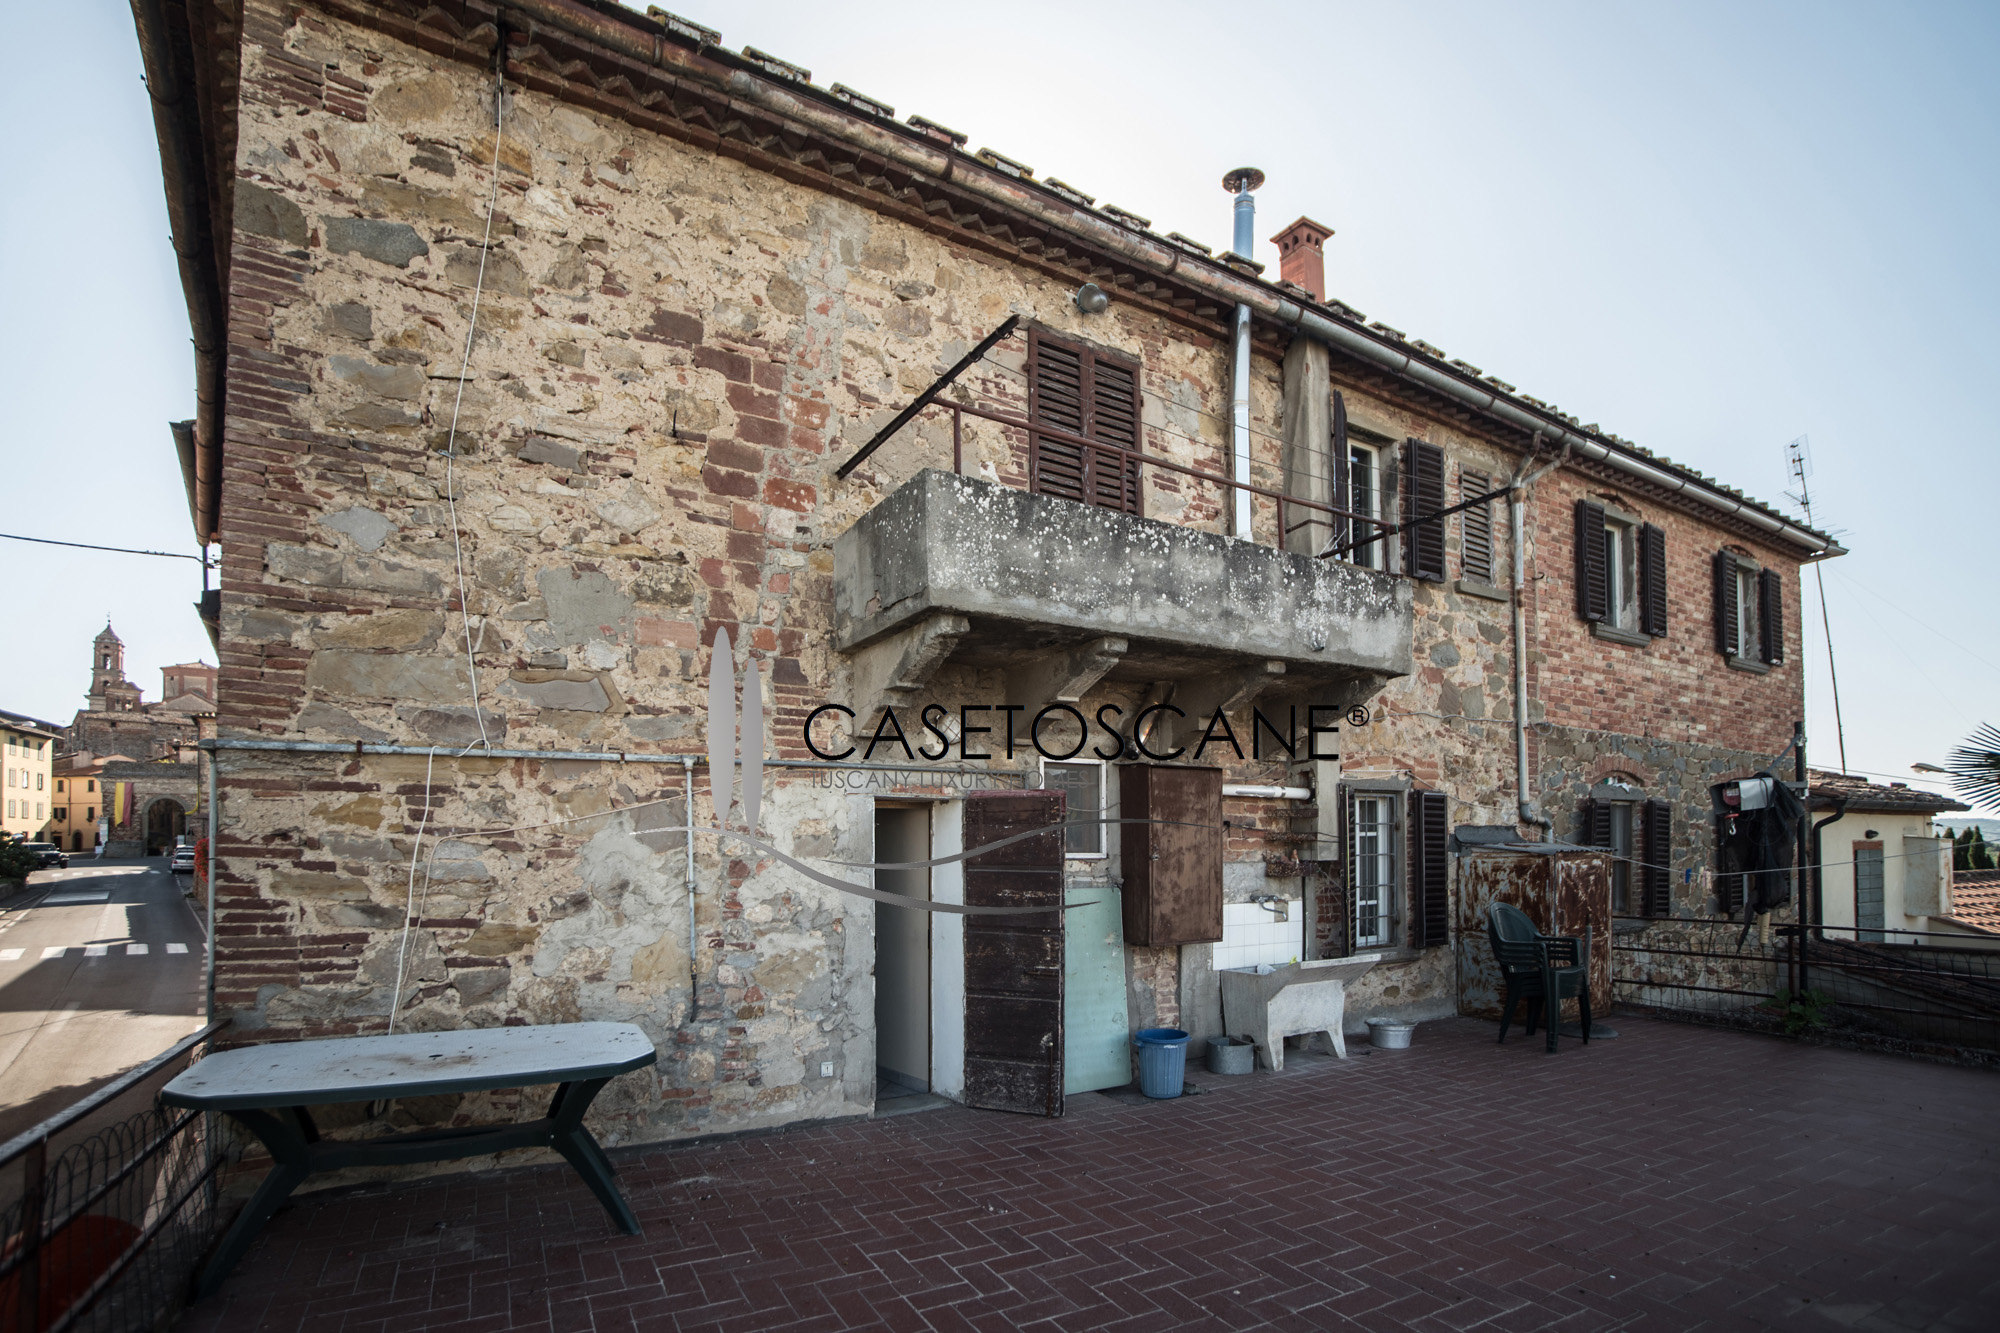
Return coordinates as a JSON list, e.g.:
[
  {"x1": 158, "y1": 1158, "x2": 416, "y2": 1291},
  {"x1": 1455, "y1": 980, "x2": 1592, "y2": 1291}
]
[
  {"x1": 1855, "y1": 846, "x2": 1886, "y2": 942},
  {"x1": 962, "y1": 790, "x2": 1066, "y2": 1117}
]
